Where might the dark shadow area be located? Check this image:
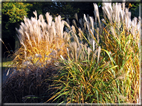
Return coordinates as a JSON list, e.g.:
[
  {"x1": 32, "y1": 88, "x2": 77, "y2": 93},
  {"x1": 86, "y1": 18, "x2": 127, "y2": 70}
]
[{"x1": 2, "y1": 57, "x2": 14, "y2": 62}]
